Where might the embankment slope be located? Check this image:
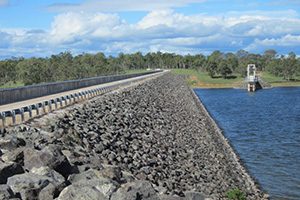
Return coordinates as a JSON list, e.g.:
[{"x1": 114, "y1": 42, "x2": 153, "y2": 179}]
[{"x1": 1, "y1": 73, "x2": 267, "y2": 199}]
